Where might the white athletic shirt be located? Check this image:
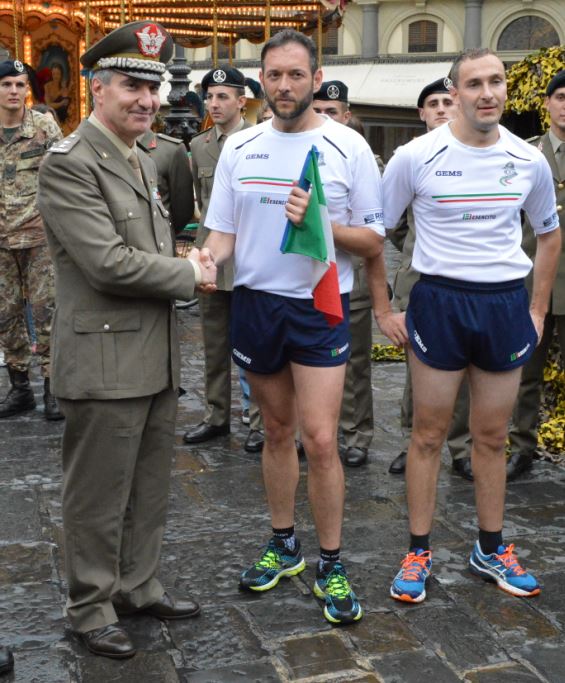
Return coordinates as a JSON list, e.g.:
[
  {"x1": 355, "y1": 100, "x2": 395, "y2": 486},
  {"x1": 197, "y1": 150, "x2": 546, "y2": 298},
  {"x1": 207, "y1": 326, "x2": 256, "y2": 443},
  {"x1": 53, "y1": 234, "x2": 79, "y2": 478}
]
[
  {"x1": 383, "y1": 123, "x2": 559, "y2": 282},
  {"x1": 205, "y1": 116, "x2": 384, "y2": 298}
]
